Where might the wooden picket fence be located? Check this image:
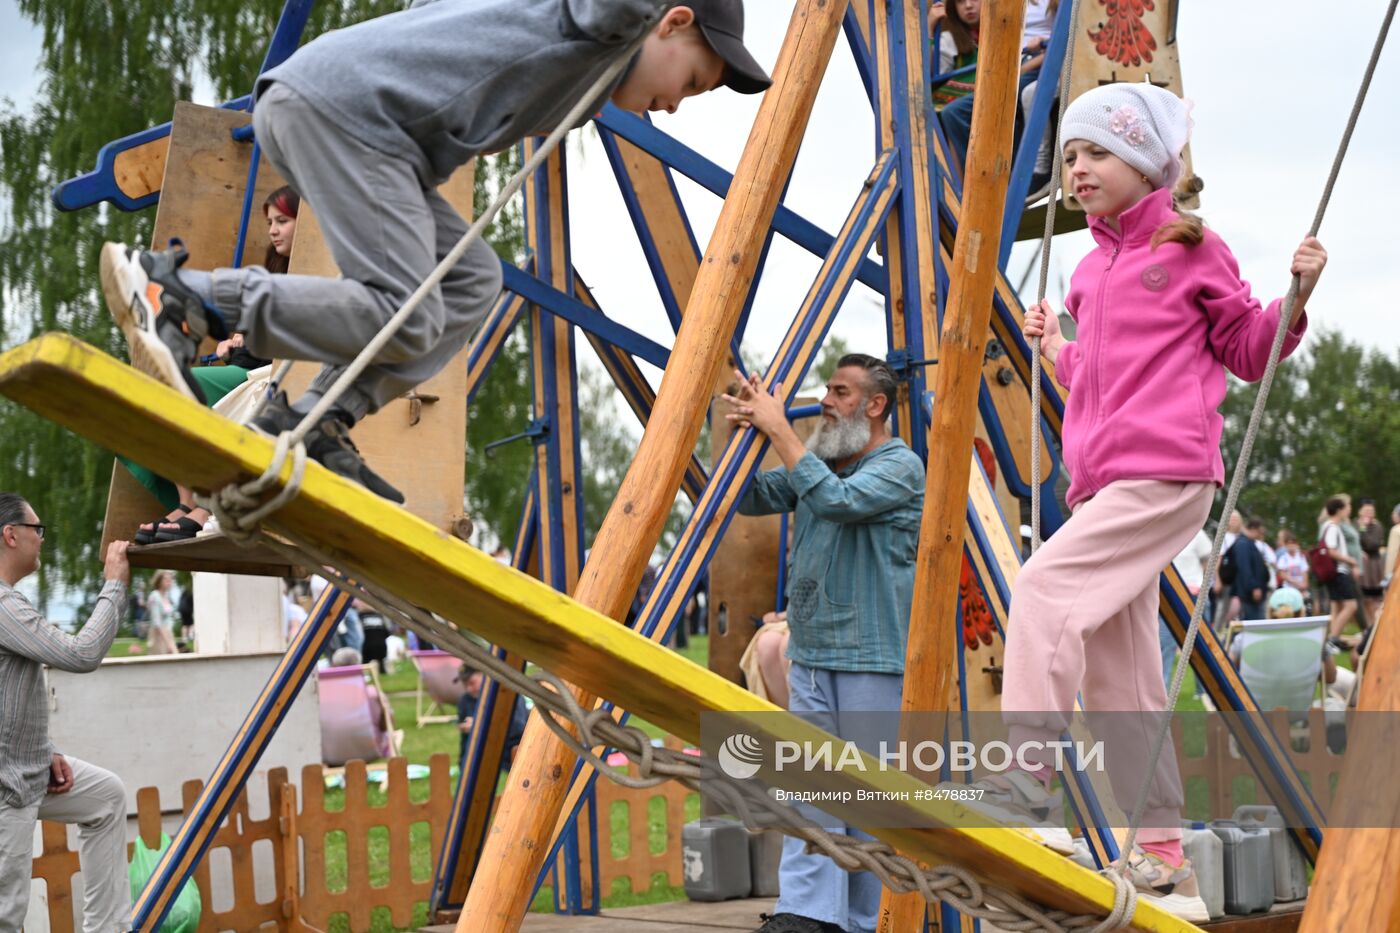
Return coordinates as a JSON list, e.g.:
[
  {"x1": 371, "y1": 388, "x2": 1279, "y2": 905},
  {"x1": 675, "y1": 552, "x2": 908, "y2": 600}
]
[
  {"x1": 29, "y1": 716, "x2": 1343, "y2": 931},
  {"x1": 30, "y1": 748, "x2": 698, "y2": 932},
  {"x1": 1175, "y1": 706, "x2": 1347, "y2": 821}
]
